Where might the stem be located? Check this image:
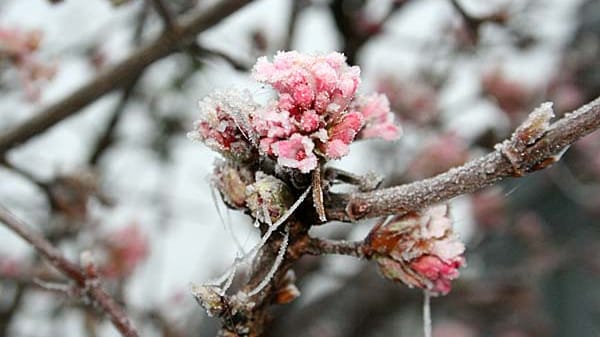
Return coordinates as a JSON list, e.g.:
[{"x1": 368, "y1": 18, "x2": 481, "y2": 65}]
[
  {"x1": 0, "y1": 206, "x2": 140, "y2": 337},
  {"x1": 325, "y1": 97, "x2": 600, "y2": 221}
]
